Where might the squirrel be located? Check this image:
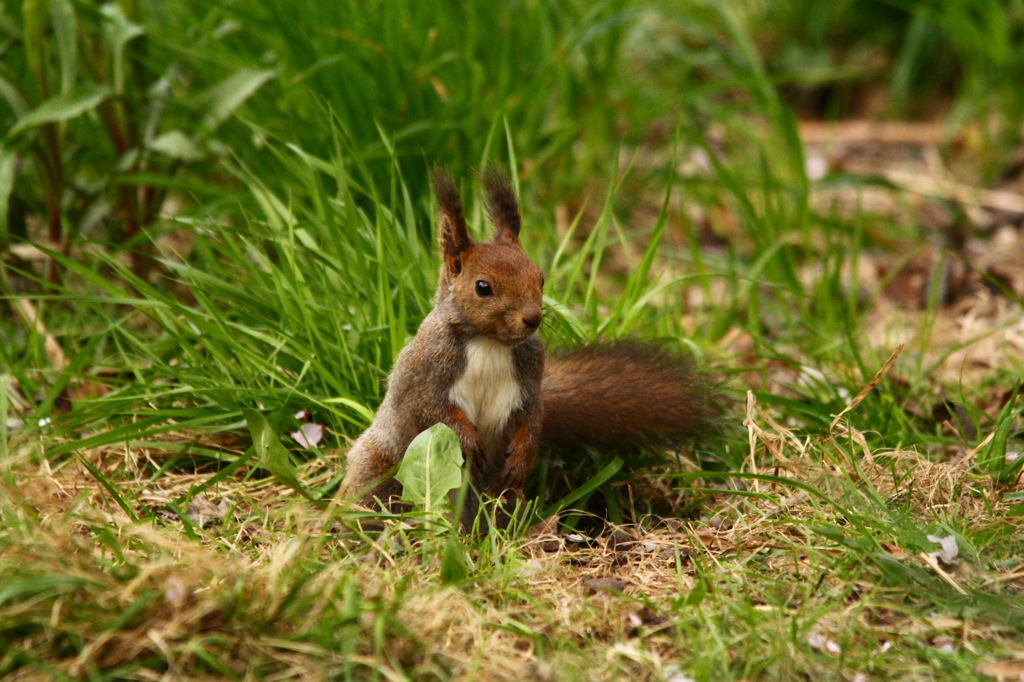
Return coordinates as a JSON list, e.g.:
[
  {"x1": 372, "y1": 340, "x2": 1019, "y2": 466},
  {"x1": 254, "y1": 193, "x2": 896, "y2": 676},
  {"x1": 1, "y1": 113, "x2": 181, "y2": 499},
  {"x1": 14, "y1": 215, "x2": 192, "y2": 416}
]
[{"x1": 341, "y1": 167, "x2": 721, "y2": 528}]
